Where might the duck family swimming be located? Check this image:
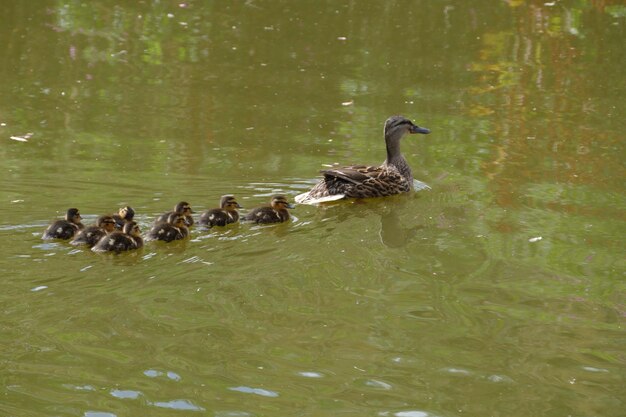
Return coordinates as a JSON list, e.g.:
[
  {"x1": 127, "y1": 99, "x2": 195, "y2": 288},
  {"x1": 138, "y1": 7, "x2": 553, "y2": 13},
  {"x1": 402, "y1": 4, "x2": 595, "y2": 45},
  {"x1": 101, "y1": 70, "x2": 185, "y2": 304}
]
[
  {"x1": 41, "y1": 195, "x2": 295, "y2": 252},
  {"x1": 40, "y1": 116, "x2": 430, "y2": 252}
]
